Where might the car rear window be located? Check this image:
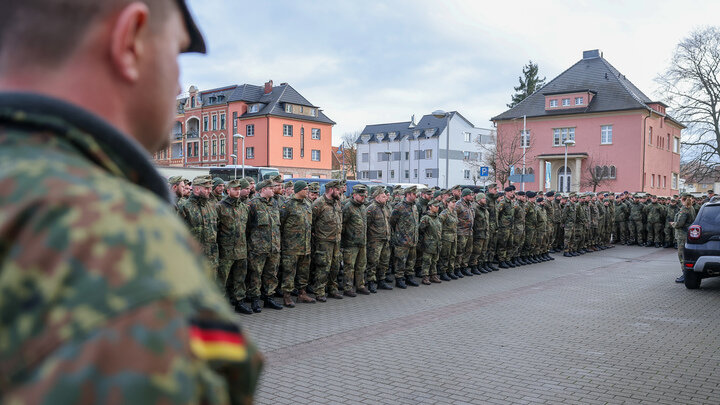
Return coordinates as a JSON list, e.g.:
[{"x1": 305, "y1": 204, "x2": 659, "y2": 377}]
[{"x1": 696, "y1": 205, "x2": 720, "y2": 226}]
